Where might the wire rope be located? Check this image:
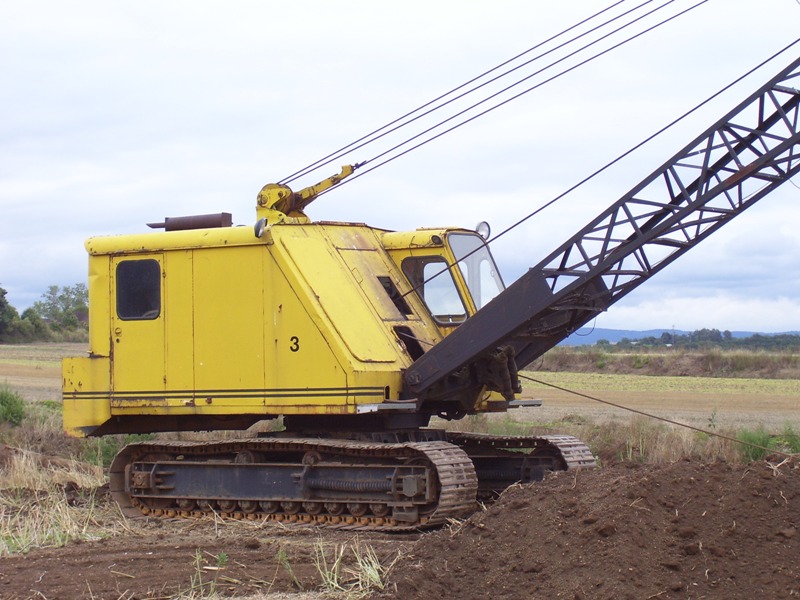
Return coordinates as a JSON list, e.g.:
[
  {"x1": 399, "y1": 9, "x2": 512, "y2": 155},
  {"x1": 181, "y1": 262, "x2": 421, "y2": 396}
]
[
  {"x1": 281, "y1": 0, "x2": 660, "y2": 185},
  {"x1": 397, "y1": 35, "x2": 800, "y2": 301},
  {"x1": 315, "y1": 0, "x2": 707, "y2": 195},
  {"x1": 279, "y1": 0, "x2": 632, "y2": 185}
]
